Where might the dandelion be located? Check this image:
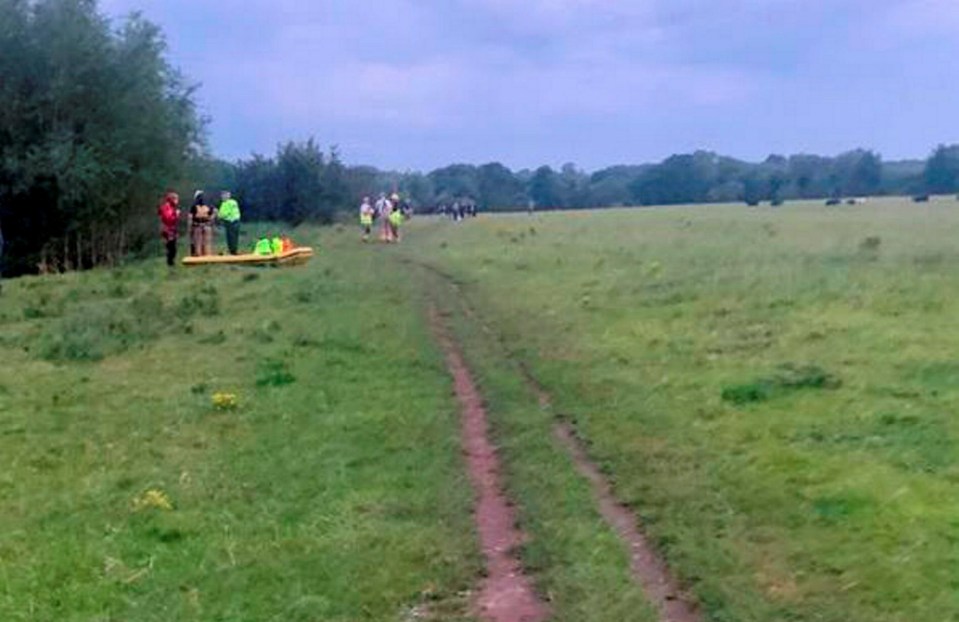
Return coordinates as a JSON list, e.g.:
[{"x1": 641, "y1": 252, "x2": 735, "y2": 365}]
[
  {"x1": 212, "y1": 392, "x2": 238, "y2": 411},
  {"x1": 133, "y1": 489, "x2": 173, "y2": 512}
]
